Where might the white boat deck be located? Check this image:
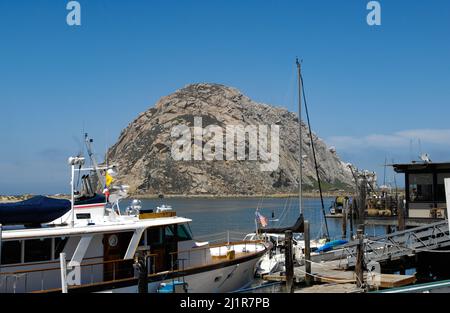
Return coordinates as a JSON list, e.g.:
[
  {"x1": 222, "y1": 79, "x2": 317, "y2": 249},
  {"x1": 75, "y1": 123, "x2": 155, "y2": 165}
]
[{"x1": 1, "y1": 216, "x2": 192, "y2": 240}]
